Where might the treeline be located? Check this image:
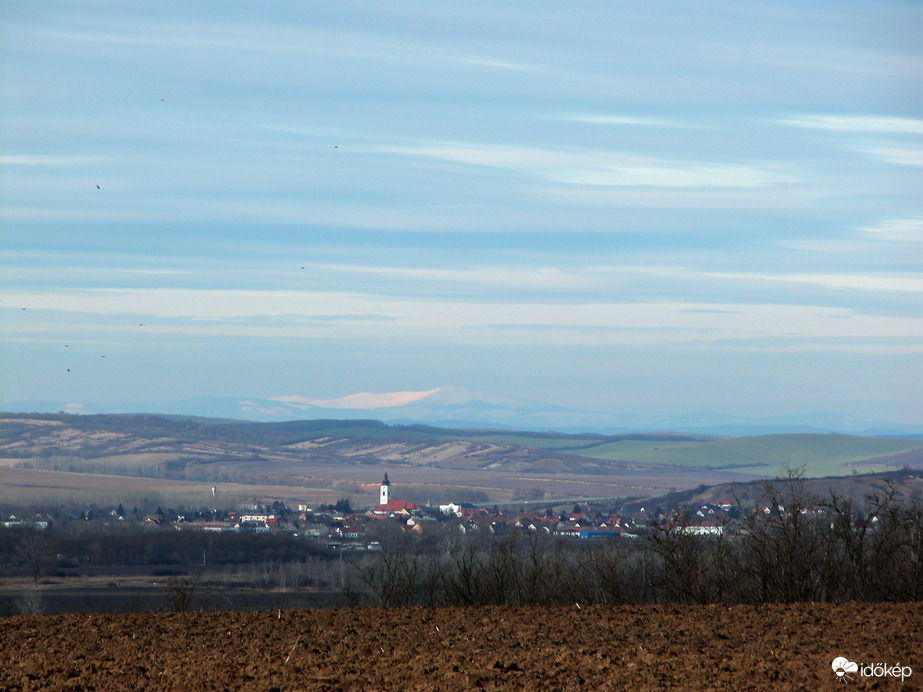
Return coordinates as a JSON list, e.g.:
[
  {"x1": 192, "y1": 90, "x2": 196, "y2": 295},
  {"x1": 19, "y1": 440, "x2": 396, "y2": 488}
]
[
  {"x1": 0, "y1": 526, "x2": 334, "y2": 580},
  {"x1": 23, "y1": 454, "x2": 251, "y2": 483},
  {"x1": 347, "y1": 478, "x2": 923, "y2": 607}
]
